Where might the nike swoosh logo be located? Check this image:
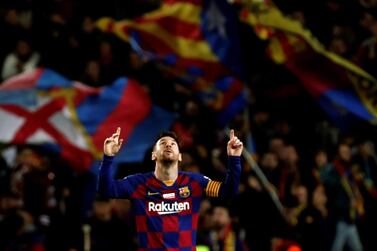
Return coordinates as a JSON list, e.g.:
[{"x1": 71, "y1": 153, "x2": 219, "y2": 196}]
[{"x1": 147, "y1": 191, "x2": 159, "y2": 196}]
